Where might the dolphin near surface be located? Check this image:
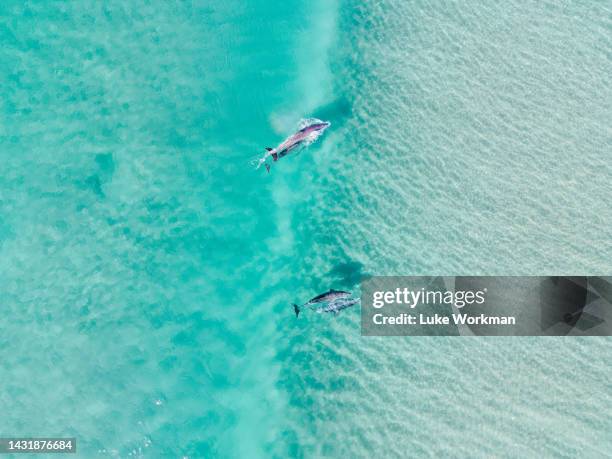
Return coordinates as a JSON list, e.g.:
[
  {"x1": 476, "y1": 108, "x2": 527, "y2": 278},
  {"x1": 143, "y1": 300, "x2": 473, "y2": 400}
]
[
  {"x1": 304, "y1": 289, "x2": 351, "y2": 306},
  {"x1": 255, "y1": 119, "x2": 331, "y2": 172},
  {"x1": 292, "y1": 289, "x2": 353, "y2": 317},
  {"x1": 315, "y1": 297, "x2": 360, "y2": 315}
]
